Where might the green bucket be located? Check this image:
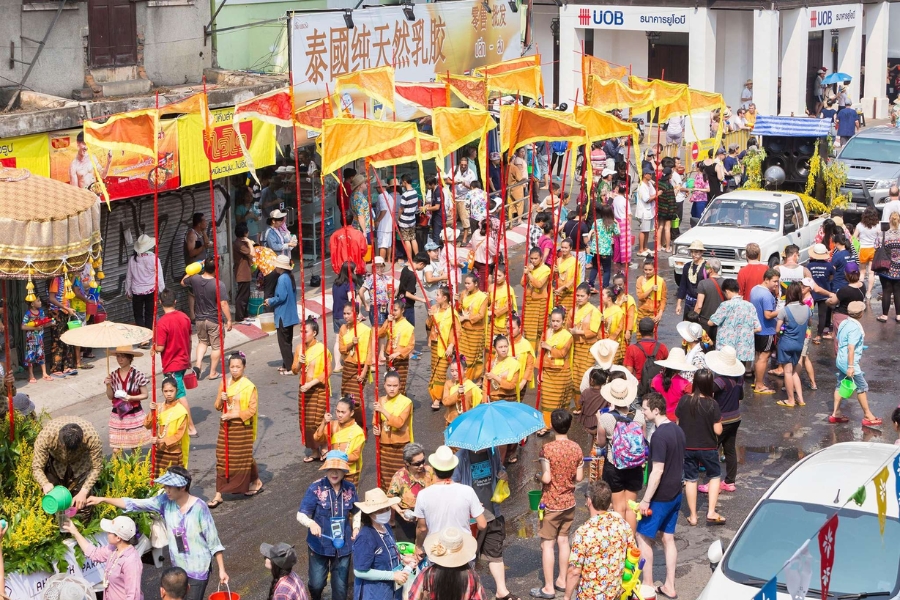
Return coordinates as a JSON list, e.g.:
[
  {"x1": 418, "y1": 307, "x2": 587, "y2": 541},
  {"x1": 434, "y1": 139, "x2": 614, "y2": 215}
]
[
  {"x1": 838, "y1": 377, "x2": 857, "y2": 399},
  {"x1": 66, "y1": 318, "x2": 83, "y2": 330},
  {"x1": 248, "y1": 296, "x2": 265, "y2": 317},
  {"x1": 396, "y1": 542, "x2": 416, "y2": 556},
  {"x1": 41, "y1": 485, "x2": 73, "y2": 514},
  {"x1": 528, "y1": 490, "x2": 543, "y2": 511}
]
